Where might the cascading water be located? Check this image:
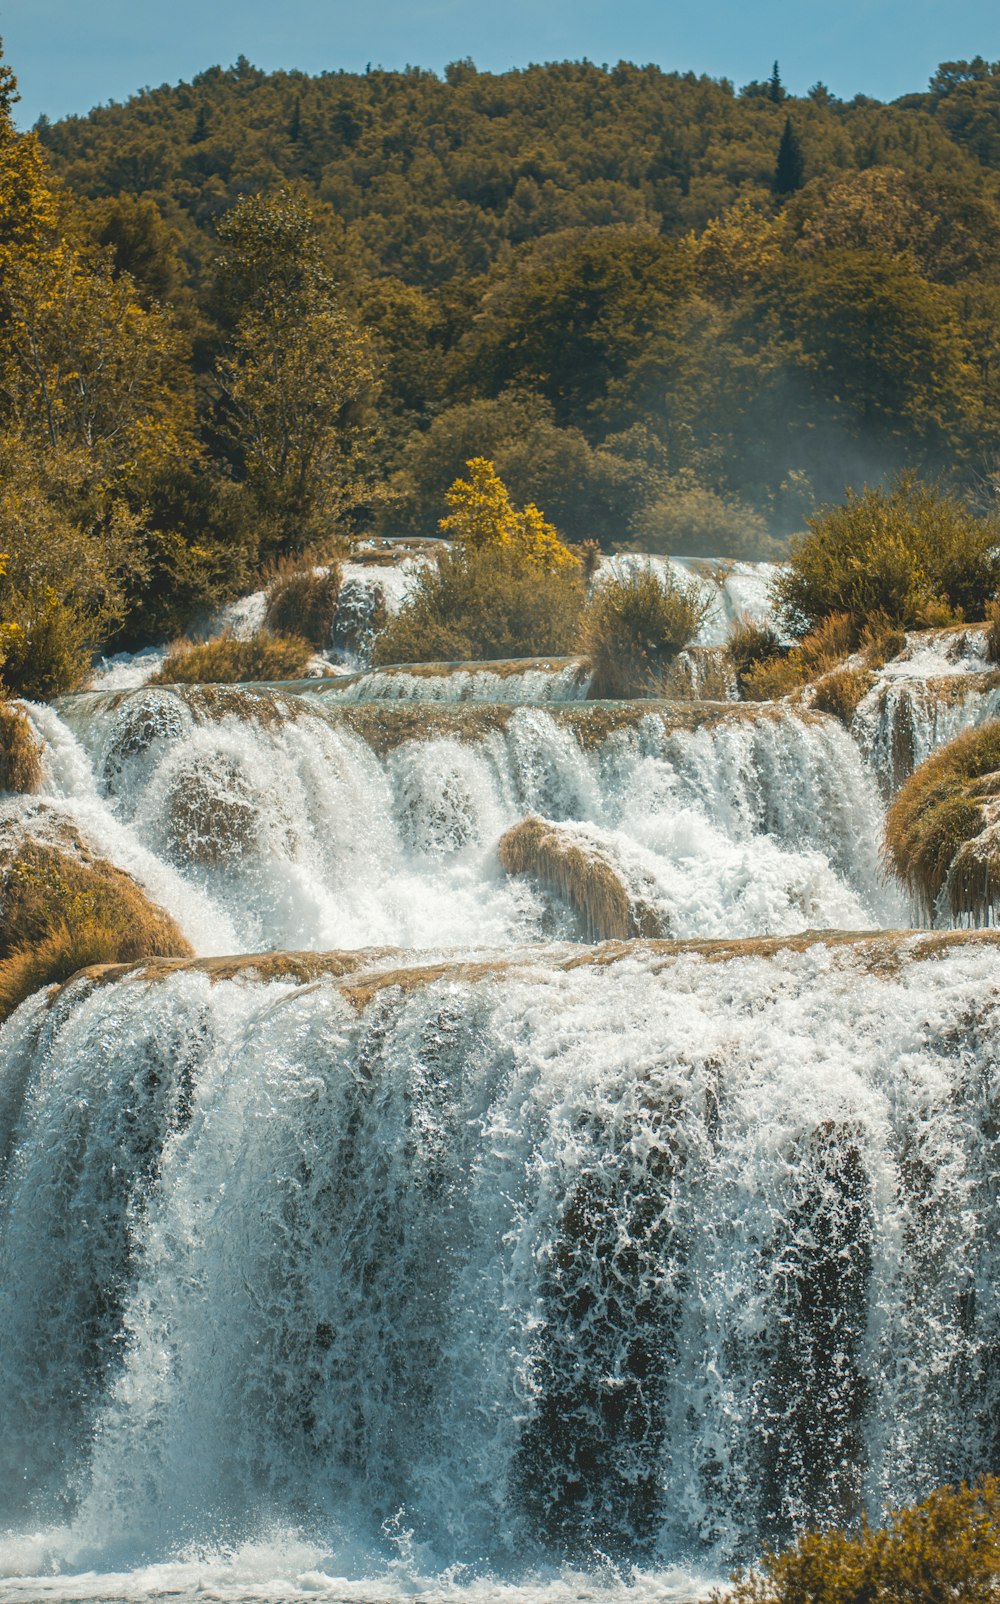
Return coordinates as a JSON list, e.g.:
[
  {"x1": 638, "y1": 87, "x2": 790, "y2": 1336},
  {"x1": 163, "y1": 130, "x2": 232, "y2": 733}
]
[
  {"x1": 45, "y1": 688, "x2": 900, "y2": 950},
  {"x1": 1, "y1": 626, "x2": 996, "y2": 1602},
  {"x1": 2, "y1": 936, "x2": 1000, "y2": 1600}
]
